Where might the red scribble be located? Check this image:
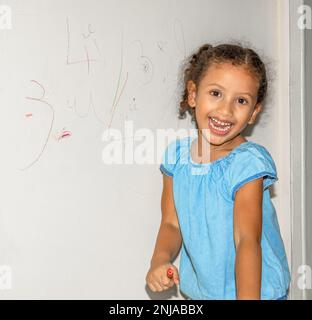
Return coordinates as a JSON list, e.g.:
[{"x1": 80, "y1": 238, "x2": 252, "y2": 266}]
[
  {"x1": 82, "y1": 24, "x2": 95, "y2": 39},
  {"x1": 58, "y1": 130, "x2": 72, "y2": 141},
  {"x1": 107, "y1": 72, "x2": 128, "y2": 129},
  {"x1": 92, "y1": 38, "x2": 101, "y2": 56},
  {"x1": 66, "y1": 24, "x2": 127, "y2": 128},
  {"x1": 25, "y1": 113, "x2": 33, "y2": 117},
  {"x1": 89, "y1": 91, "x2": 105, "y2": 124},
  {"x1": 66, "y1": 17, "x2": 99, "y2": 74},
  {"x1": 84, "y1": 45, "x2": 90, "y2": 75},
  {"x1": 68, "y1": 92, "x2": 109, "y2": 126},
  {"x1": 20, "y1": 80, "x2": 55, "y2": 171},
  {"x1": 26, "y1": 80, "x2": 46, "y2": 101},
  {"x1": 106, "y1": 30, "x2": 128, "y2": 130}
]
